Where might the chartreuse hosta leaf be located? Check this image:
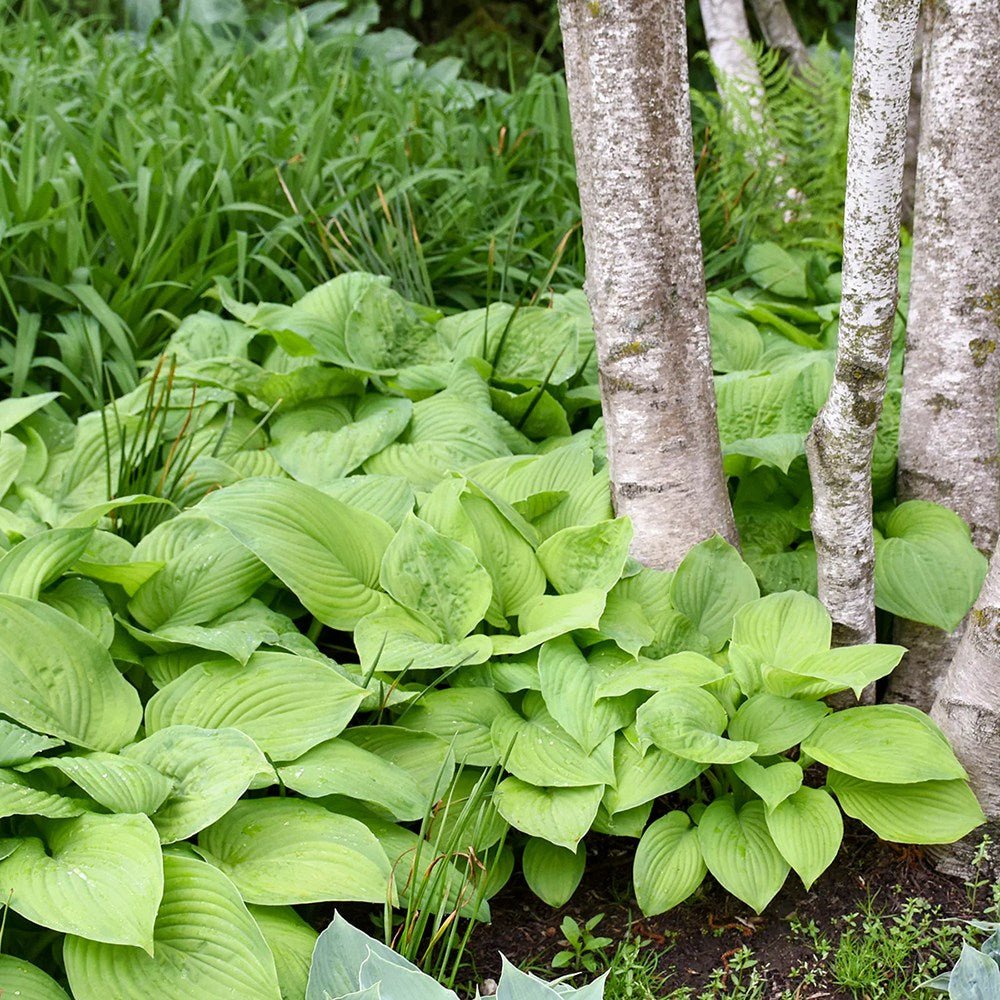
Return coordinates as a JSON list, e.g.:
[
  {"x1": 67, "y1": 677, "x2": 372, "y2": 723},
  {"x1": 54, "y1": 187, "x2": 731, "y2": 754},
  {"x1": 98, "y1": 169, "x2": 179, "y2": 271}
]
[
  {"x1": 0, "y1": 769, "x2": 95, "y2": 820},
  {"x1": 522, "y1": 839, "x2": 586, "y2": 908},
  {"x1": 801, "y1": 706, "x2": 968, "y2": 784},
  {"x1": 145, "y1": 651, "x2": 366, "y2": 760},
  {"x1": 494, "y1": 779, "x2": 603, "y2": 851},
  {"x1": 698, "y1": 798, "x2": 790, "y2": 913},
  {"x1": 603, "y1": 736, "x2": 706, "y2": 815},
  {"x1": 669, "y1": 536, "x2": 760, "y2": 650},
  {"x1": 828, "y1": 771, "x2": 986, "y2": 844},
  {"x1": 765, "y1": 786, "x2": 843, "y2": 889},
  {"x1": 0, "y1": 719, "x2": 62, "y2": 765},
  {"x1": 595, "y1": 651, "x2": 725, "y2": 698},
  {"x1": 64, "y1": 853, "x2": 282, "y2": 1000},
  {"x1": 196, "y1": 798, "x2": 394, "y2": 905},
  {"x1": 763, "y1": 644, "x2": 906, "y2": 700},
  {"x1": 728, "y1": 694, "x2": 829, "y2": 754},
  {"x1": 875, "y1": 500, "x2": 987, "y2": 630},
  {"x1": 634, "y1": 812, "x2": 706, "y2": 916},
  {"x1": 0, "y1": 955, "x2": 71, "y2": 1000},
  {"x1": 732, "y1": 758, "x2": 803, "y2": 812},
  {"x1": 0, "y1": 526, "x2": 93, "y2": 599},
  {"x1": 635, "y1": 686, "x2": 757, "y2": 765},
  {"x1": 536, "y1": 518, "x2": 632, "y2": 595},
  {"x1": 122, "y1": 725, "x2": 270, "y2": 843},
  {"x1": 41, "y1": 577, "x2": 114, "y2": 646},
  {"x1": 0, "y1": 596, "x2": 141, "y2": 751},
  {"x1": 249, "y1": 905, "x2": 317, "y2": 1000},
  {"x1": 198, "y1": 477, "x2": 394, "y2": 630},
  {"x1": 490, "y1": 588, "x2": 608, "y2": 655},
  {"x1": 0, "y1": 813, "x2": 162, "y2": 950},
  {"x1": 380, "y1": 513, "x2": 492, "y2": 641}
]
